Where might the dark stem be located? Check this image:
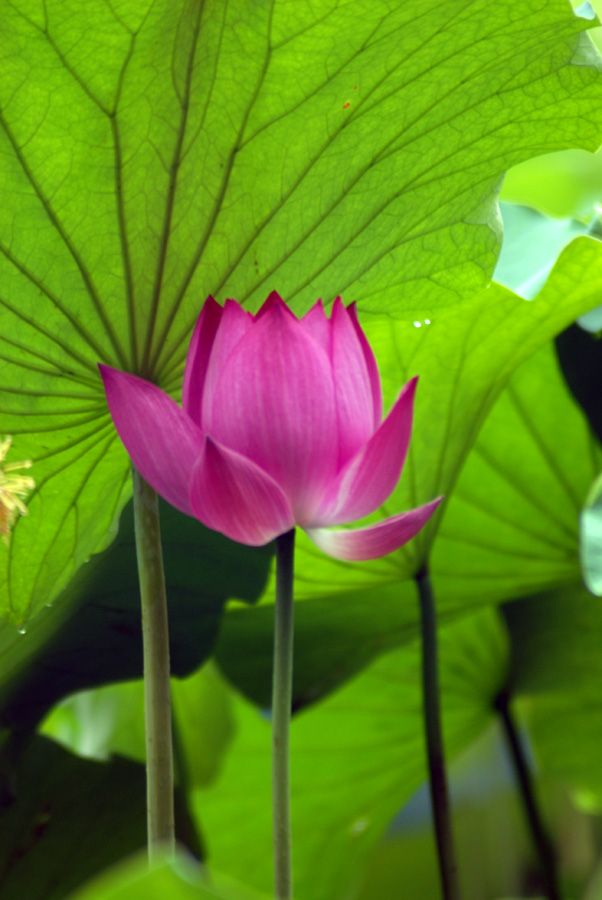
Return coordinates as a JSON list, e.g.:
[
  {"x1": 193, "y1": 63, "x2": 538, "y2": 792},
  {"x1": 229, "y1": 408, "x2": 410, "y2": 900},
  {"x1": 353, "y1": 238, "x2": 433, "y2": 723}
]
[
  {"x1": 272, "y1": 528, "x2": 296, "y2": 900},
  {"x1": 132, "y1": 467, "x2": 175, "y2": 862},
  {"x1": 415, "y1": 564, "x2": 461, "y2": 900},
  {"x1": 495, "y1": 690, "x2": 562, "y2": 900}
]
